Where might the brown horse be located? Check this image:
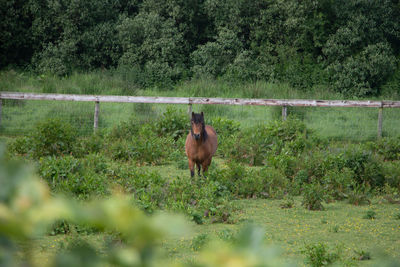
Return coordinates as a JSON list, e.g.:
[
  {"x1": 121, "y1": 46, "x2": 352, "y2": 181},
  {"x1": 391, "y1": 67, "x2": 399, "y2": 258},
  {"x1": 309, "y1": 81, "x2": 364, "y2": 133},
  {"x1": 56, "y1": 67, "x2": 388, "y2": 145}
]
[{"x1": 185, "y1": 112, "x2": 218, "y2": 177}]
